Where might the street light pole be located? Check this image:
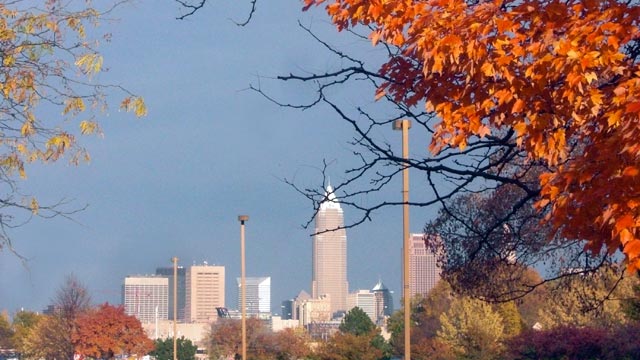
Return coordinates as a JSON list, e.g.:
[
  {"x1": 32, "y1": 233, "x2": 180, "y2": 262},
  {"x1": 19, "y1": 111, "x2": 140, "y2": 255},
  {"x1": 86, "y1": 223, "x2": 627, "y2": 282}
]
[
  {"x1": 393, "y1": 119, "x2": 411, "y2": 360},
  {"x1": 171, "y1": 257, "x2": 178, "y2": 360},
  {"x1": 238, "y1": 215, "x2": 249, "y2": 360}
]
